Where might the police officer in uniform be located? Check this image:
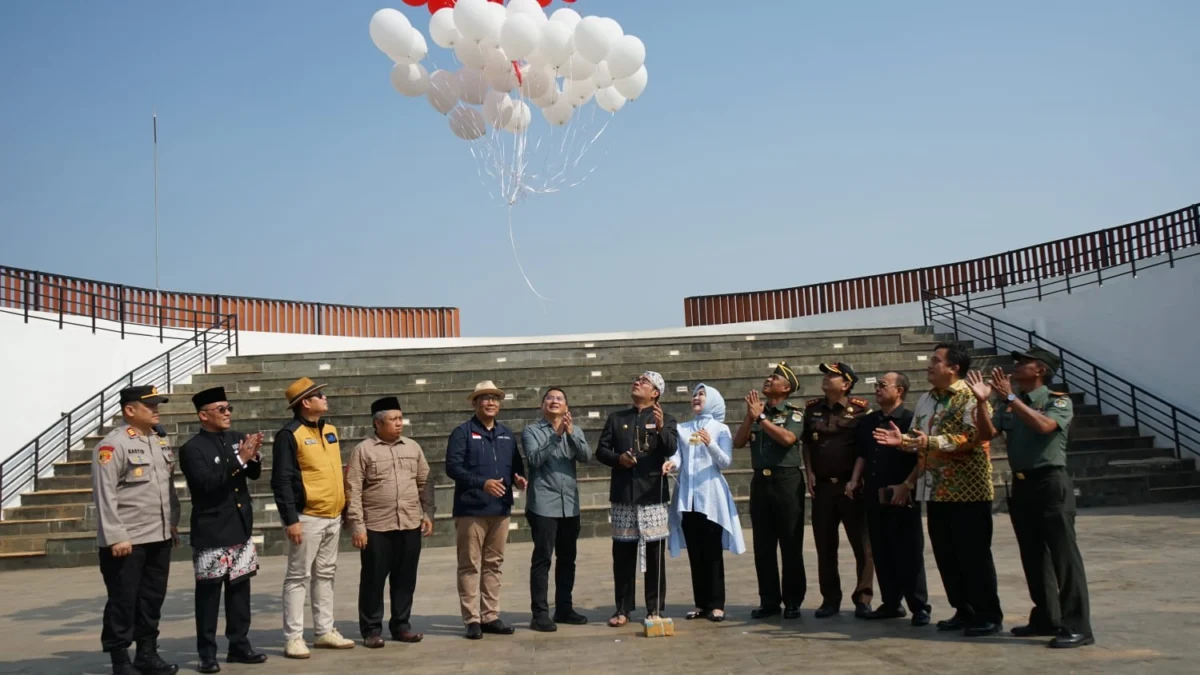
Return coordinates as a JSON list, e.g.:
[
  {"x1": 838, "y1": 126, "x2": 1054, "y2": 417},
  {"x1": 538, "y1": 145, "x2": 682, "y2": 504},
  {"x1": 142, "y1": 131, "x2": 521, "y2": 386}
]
[
  {"x1": 971, "y1": 347, "x2": 1095, "y2": 648},
  {"x1": 178, "y1": 387, "x2": 270, "y2": 672},
  {"x1": 803, "y1": 362, "x2": 874, "y2": 618},
  {"x1": 93, "y1": 385, "x2": 181, "y2": 675},
  {"x1": 733, "y1": 362, "x2": 806, "y2": 619}
]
